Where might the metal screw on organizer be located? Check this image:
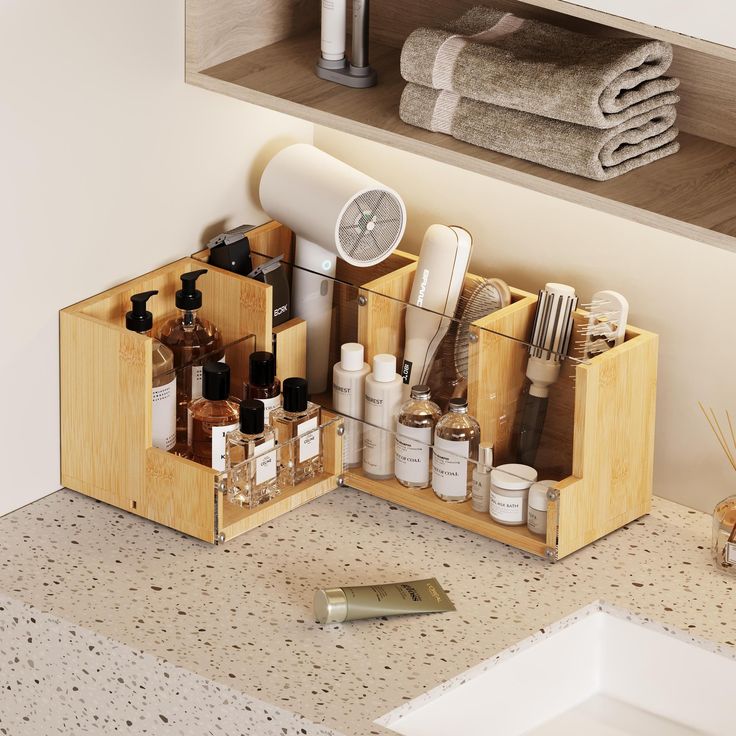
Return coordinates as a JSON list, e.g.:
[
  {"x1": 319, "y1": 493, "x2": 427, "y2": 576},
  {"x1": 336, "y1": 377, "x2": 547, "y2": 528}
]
[
  {"x1": 336, "y1": 425, "x2": 345, "y2": 436},
  {"x1": 217, "y1": 532, "x2": 226, "y2": 543},
  {"x1": 468, "y1": 333, "x2": 479, "y2": 343},
  {"x1": 547, "y1": 488, "x2": 559, "y2": 502},
  {"x1": 357, "y1": 295, "x2": 368, "y2": 306},
  {"x1": 545, "y1": 548, "x2": 557, "y2": 563},
  {"x1": 337, "y1": 475, "x2": 346, "y2": 487}
]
